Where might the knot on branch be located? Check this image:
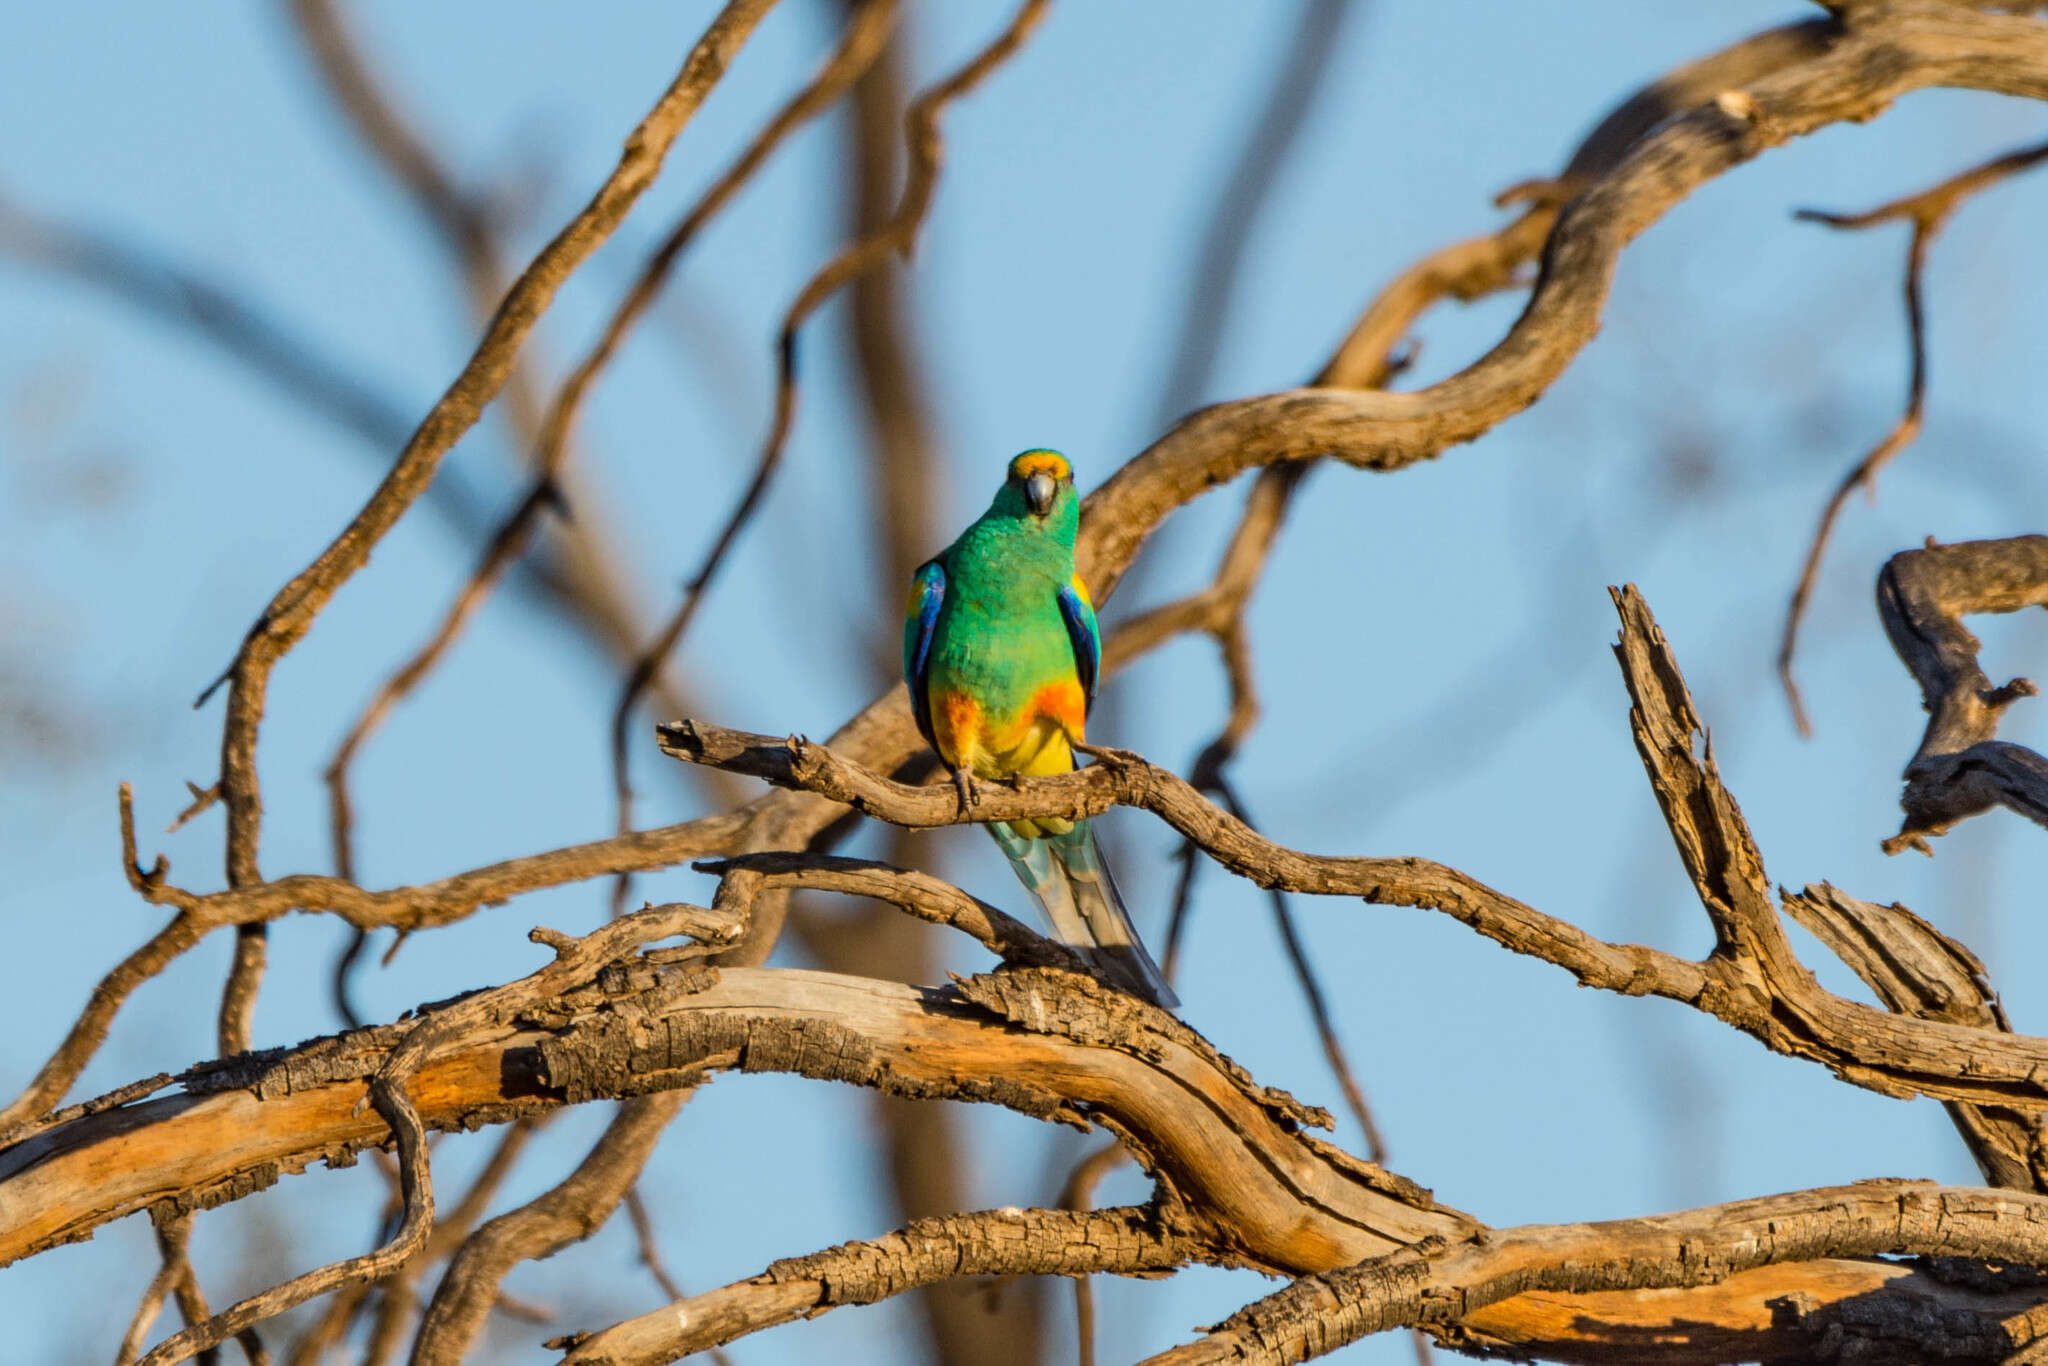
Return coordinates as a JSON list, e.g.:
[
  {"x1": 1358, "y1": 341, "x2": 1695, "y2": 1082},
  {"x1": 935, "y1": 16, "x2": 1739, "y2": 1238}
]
[{"x1": 1984, "y1": 677, "x2": 2038, "y2": 711}]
